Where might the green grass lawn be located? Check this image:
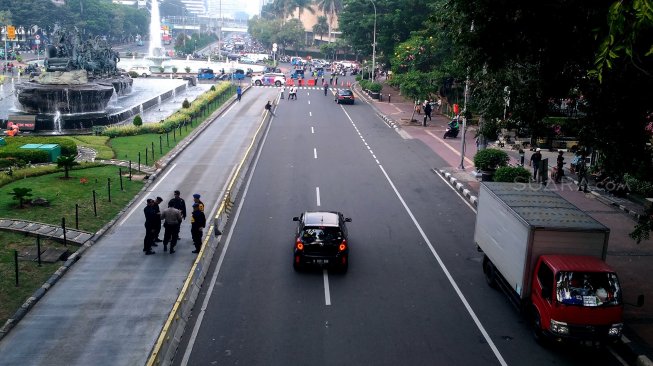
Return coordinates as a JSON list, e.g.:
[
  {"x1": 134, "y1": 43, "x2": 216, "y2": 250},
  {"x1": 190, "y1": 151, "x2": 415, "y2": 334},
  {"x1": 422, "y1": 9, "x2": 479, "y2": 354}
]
[
  {"x1": 64, "y1": 135, "x2": 115, "y2": 160},
  {"x1": 0, "y1": 232, "x2": 69, "y2": 326},
  {"x1": 109, "y1": 125, "x2": 196, "y2": 165},
  {"x1": 0, "y1": 165, "x2": 144, "y2": 232}
]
